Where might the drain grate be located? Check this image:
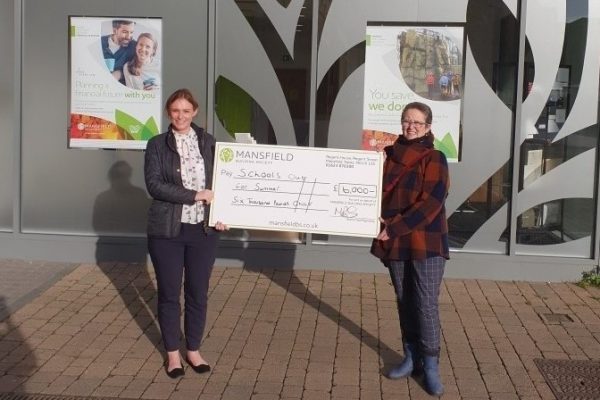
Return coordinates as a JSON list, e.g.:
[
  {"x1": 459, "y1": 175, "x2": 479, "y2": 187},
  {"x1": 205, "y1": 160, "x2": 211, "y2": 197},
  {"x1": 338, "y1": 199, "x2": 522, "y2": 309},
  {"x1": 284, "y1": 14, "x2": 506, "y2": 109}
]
[
  {"x1": 534, "y1": 358, "x2": 600, "y2": 400},
  {"x1": 0, "y1": 394, "x2": 137, "y2": 400},
  {"x1": 539, "y1": 312, "x2": 574, "y2": 325}
]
